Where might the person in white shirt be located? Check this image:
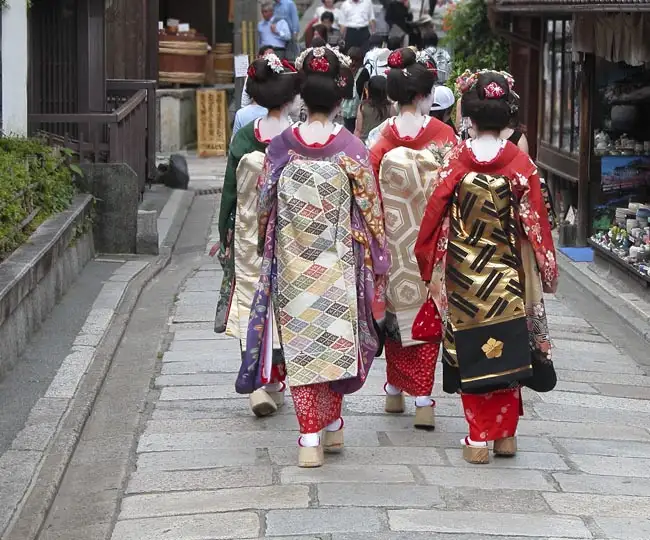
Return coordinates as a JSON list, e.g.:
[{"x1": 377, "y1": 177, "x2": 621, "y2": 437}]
[
  {"x1": 340, "y1": 0, "x2": 376, "y2": 51},
  {"x1": 314, "y1": 0, "x2": 342, "y2": 29}
]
